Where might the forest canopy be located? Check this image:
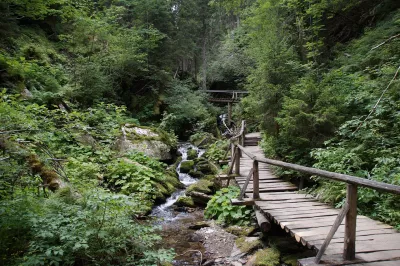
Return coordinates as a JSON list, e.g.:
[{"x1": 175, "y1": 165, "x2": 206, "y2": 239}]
[{"x1": 1, "y1": 0, "x2": 400, "y2": 265}]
